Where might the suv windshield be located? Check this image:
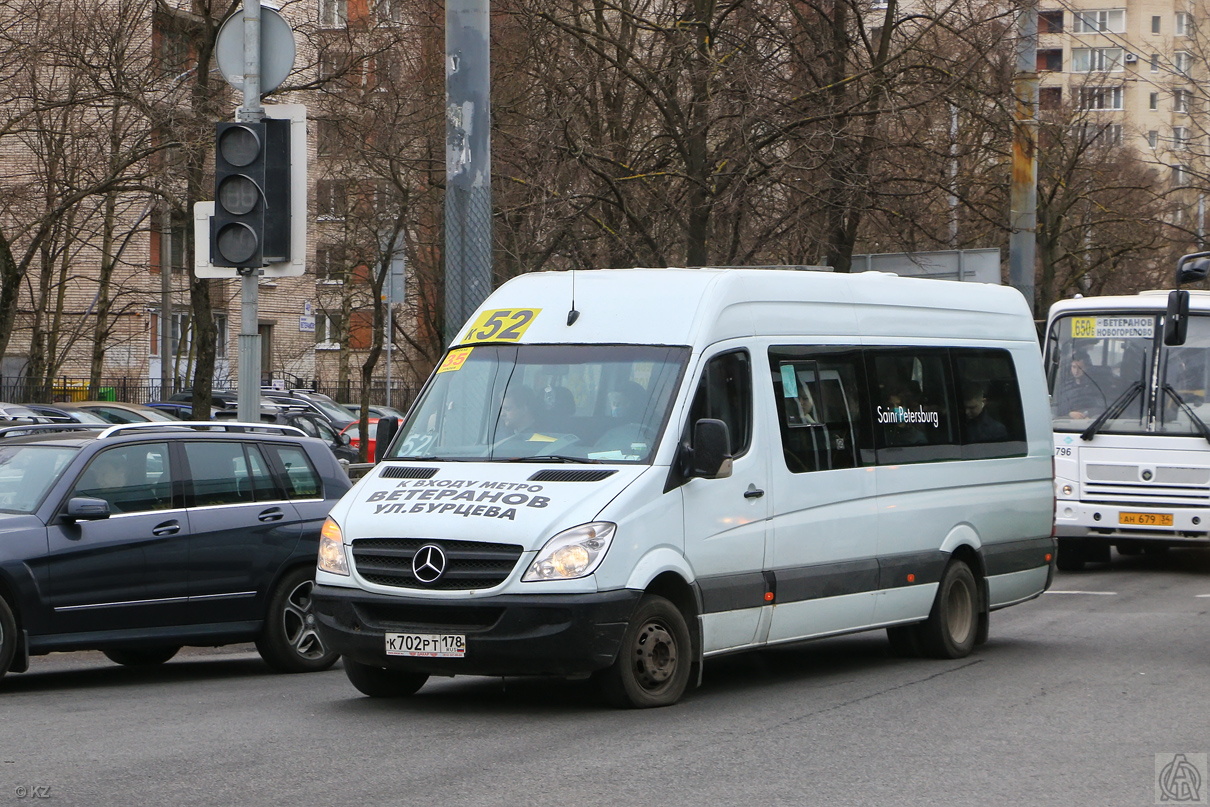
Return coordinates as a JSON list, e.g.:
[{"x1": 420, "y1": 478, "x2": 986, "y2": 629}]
[
  {"x1": 387, "y1": 344, "x2": 689, "y2": 463},
  {"x1": 0, "y1": 445, "x2": 78, "y2": 513}
]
